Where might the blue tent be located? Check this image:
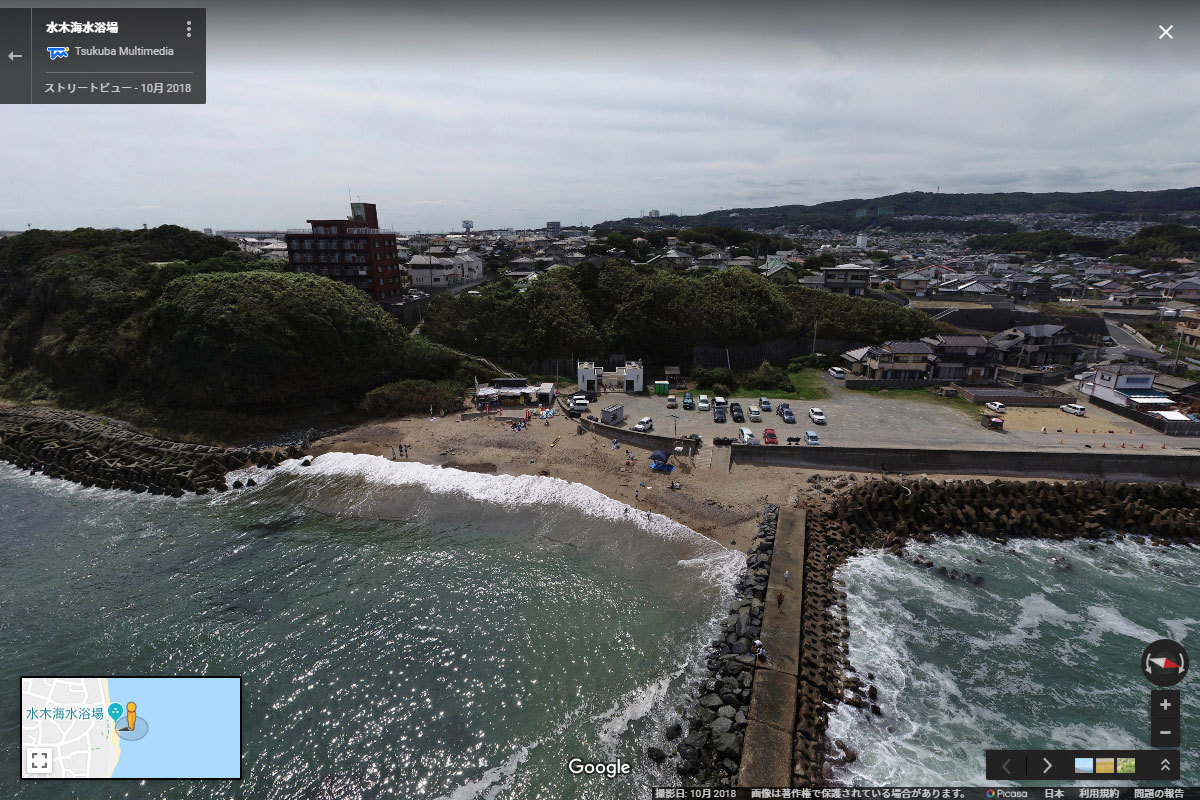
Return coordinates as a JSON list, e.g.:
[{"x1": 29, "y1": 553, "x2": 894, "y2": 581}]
[{"x1": 650, "y1": 450, "x2": 670, "y2": 463}]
